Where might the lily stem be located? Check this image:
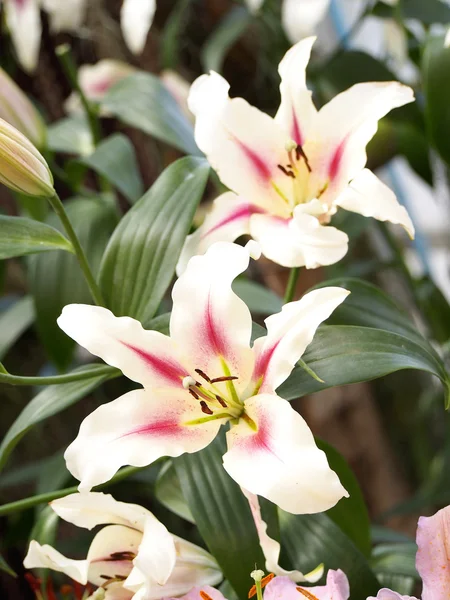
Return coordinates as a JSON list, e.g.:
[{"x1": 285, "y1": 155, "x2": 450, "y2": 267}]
[
  {"x1": 47, "y1": 192, "x2": 106, "y2": 307},
  {"x1": 284, "y1": 267, "x2": 300, "y2": 304},
  {"x1": 0, "y1": 365, "x2": 119, "y2": 386}
]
